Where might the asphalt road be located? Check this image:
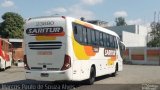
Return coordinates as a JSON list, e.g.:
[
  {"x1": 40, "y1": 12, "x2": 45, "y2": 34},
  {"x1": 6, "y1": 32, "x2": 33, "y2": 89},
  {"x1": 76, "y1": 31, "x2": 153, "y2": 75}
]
[{"x1": 0, "y1": 65, "x2": 160, "y2": 90}]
